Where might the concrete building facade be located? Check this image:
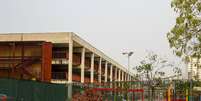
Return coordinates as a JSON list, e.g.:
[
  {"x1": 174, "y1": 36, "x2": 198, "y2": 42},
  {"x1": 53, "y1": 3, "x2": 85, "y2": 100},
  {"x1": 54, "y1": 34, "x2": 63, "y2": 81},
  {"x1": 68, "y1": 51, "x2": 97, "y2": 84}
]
[
  {"x1": 187, "y1": 57, "x2": 201, "y2": 80},
  {"x1": 0, "y1": 32, "x2": 134, "y2": 84}
]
